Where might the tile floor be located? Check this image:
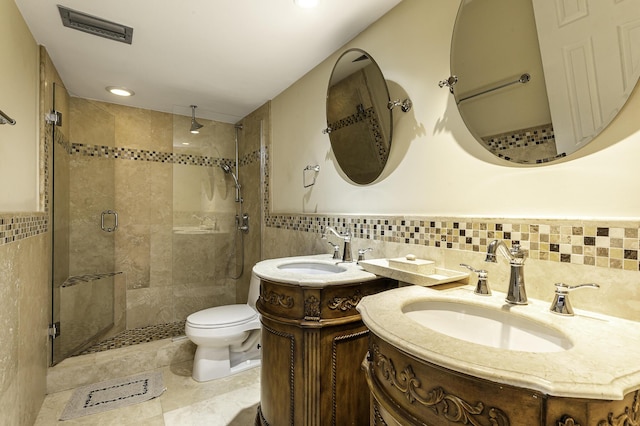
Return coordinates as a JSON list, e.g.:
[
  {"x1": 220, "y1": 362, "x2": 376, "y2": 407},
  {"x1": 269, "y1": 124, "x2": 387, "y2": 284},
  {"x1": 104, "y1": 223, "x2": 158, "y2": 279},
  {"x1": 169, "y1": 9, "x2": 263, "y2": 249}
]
[
  {"x1": 78, "y1": 321, "x2": 186, "y2": 355},
  {"x1": 34, "y1": 361, "x2": 261, "y2": 425}
]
